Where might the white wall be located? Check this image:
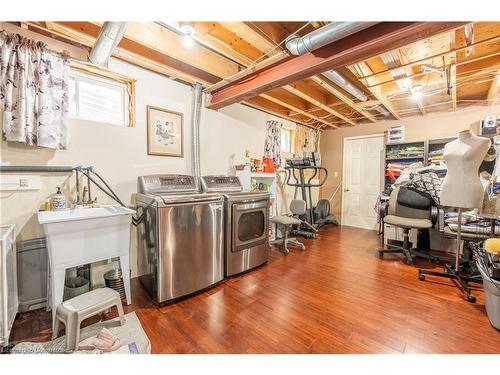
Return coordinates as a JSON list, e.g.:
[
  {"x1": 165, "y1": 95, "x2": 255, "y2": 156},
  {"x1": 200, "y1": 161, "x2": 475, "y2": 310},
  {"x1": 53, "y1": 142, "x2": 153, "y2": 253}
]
[{"x1": 0, "y1": 24, "x2": 297, "y2": 277}]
